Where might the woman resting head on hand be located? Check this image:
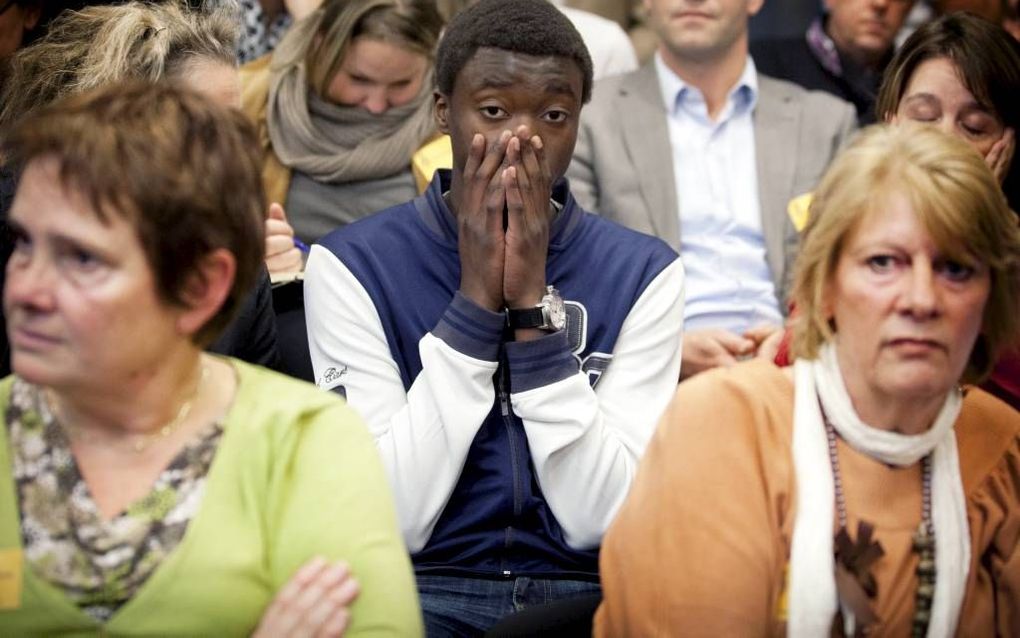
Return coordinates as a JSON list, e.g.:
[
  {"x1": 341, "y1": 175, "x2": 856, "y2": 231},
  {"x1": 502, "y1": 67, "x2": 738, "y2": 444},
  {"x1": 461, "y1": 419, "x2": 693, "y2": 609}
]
[
  {"x1": 876, "y1": 11, "x2": 1020, "y2": 211},
  {"x1": 0, "y1": 81, "x2": 421, "y2": 636},
  {"x1": 595, "y1": 124, "x2": 1020, "y2": 637}
]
